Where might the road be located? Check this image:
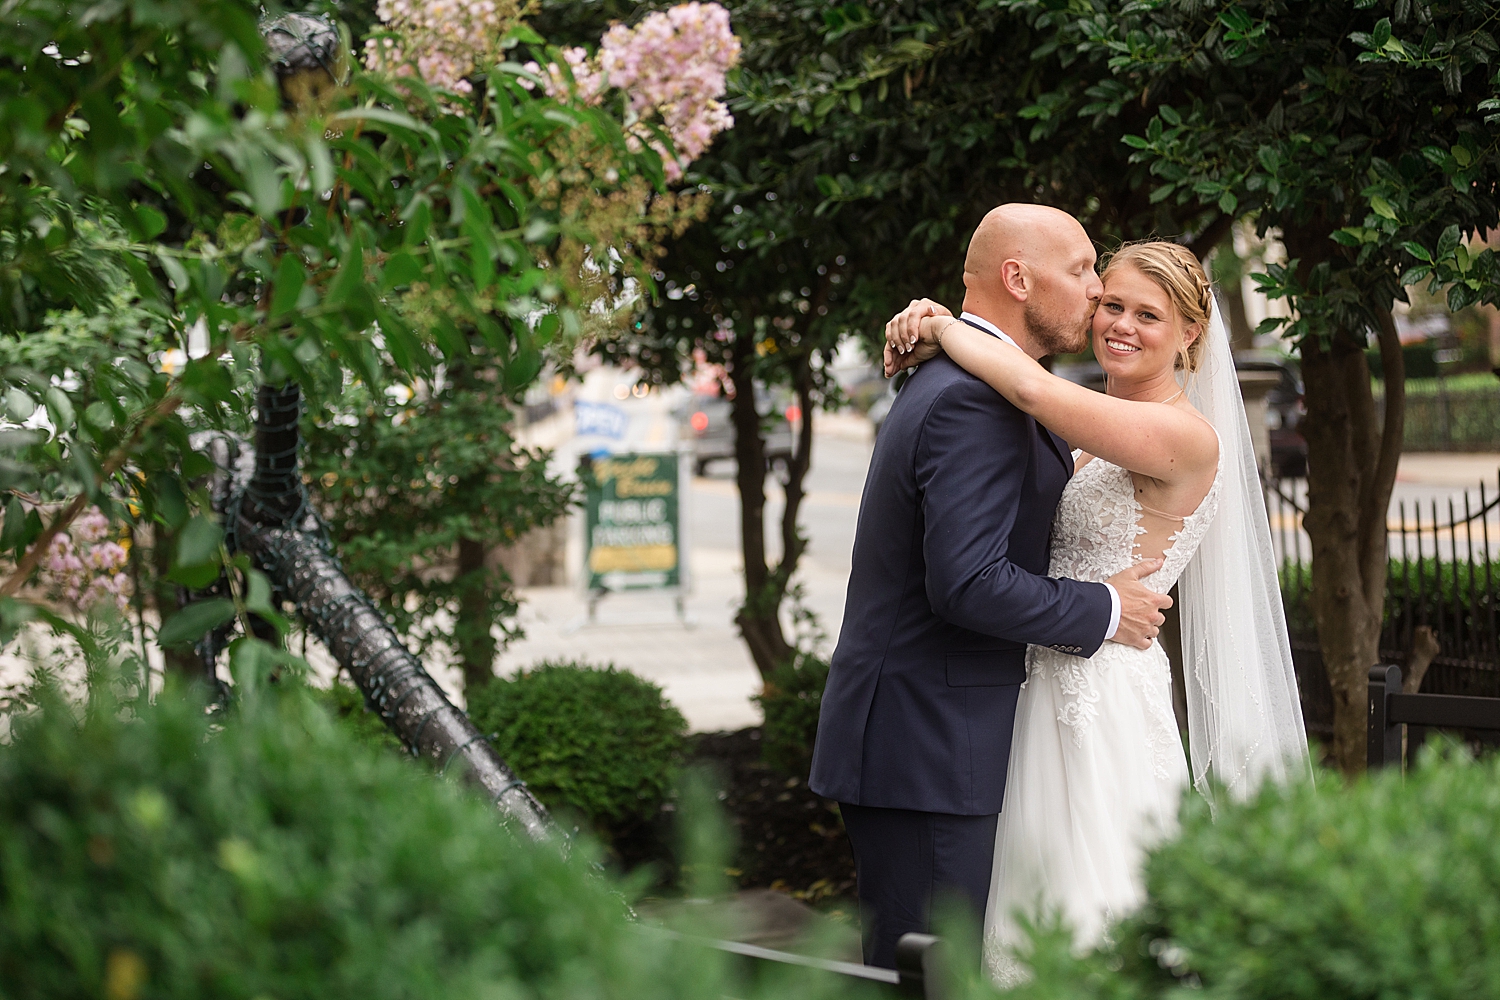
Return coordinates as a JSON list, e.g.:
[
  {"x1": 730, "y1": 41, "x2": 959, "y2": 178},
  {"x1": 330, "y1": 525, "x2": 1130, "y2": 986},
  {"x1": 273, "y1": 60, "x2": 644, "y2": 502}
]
[{"x1": 494, "y1": 409, "x2": 874, "y2": 733}]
